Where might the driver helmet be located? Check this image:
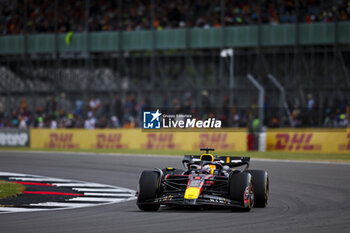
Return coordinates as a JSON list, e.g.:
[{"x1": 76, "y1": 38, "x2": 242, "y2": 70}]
[
  {"x1": 202, "y1": 165, "x2": 212, "y2": 174},
  {"x1": 190, "y1": 164, "x2": 201, "y2": 171}
]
